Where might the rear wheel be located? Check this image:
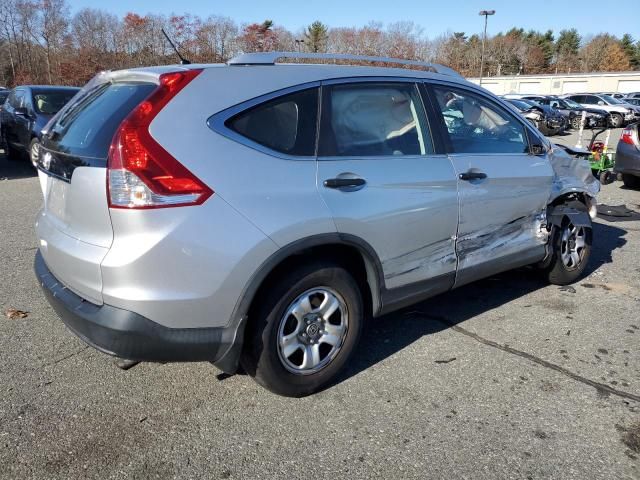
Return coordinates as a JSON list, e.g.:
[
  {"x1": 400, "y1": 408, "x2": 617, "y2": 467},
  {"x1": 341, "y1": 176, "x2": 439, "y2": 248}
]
[
  {"x1": 608, "y1": 113, "x2": 623, "y2": 128},
  {"x1": 622, "y1": 173, "x2": 640, "y2": 189},
  {"x1": 241, "y1": 261, "x2": 363, "y2": 397},
  {"x1": 542, "y1": 205, "x2": 592, "y2": 285}
]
